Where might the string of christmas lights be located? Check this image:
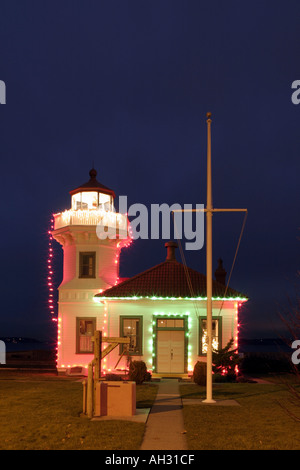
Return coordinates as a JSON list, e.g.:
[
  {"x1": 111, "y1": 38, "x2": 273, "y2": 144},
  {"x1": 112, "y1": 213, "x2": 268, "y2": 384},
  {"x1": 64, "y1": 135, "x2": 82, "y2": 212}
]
[
  {"x1": 114, "y1": 229, "x2": 133, "y2": 285},
  {"x1": 234, "y1": 302, "x2": 240, "y2": 374},
  {"x1": 53, "y1": 214, "x2": 133, "y2": 372},
  {"x1": 235, "y1": 302, "x2": 239, "y2": 349},
  {"x1": 102, "y1": 301, "x2": 108, "y2": 374},
  {"x1": 47, "y1": 217, "x2": 56, "y2": 322},
  {"x1": 47, "y1": 216, "x2": 59, "y2": 367}
]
